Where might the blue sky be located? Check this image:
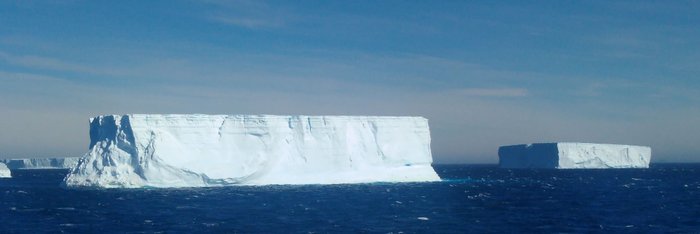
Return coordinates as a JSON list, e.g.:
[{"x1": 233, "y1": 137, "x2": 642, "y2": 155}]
[{"x1": 1, "y1": 0, "x2": 699, "y2": 163}]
